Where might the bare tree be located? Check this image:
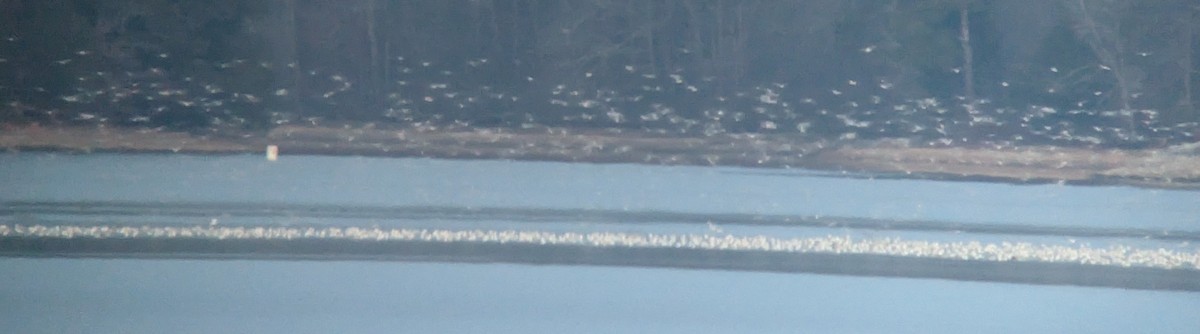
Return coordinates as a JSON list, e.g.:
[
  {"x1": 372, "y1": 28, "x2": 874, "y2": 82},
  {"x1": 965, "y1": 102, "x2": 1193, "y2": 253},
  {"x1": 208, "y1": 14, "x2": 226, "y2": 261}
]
[
  {"x1": 364, "y1": 0, "x2": 384, "y2": 98},
  {"x1": 1179, "y1": 4, "x2": 1198, "y2": 116},
  {"x1": 1062, "y1": 0, "x2": 1139, "y2": 111},
  {"x1": 260, "y1": 0, "x2": 301, "y2": 116}
]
